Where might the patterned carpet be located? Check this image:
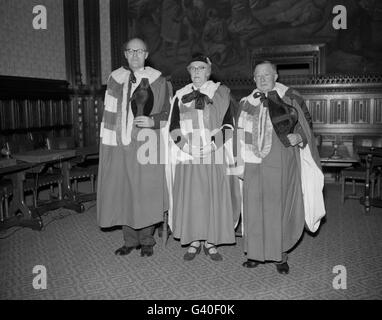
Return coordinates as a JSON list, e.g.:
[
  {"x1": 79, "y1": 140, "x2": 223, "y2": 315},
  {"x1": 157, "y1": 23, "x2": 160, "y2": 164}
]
[{"x1": 1, "y1": 184, "x2": 382, "y2": 300}]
